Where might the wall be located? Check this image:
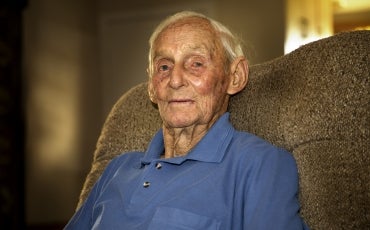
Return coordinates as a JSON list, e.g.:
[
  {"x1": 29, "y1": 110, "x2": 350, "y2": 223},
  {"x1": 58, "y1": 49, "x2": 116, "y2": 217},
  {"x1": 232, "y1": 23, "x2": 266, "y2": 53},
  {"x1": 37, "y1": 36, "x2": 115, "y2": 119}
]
[
  {"x1": 23, "y1": 0, "x2": 100, "y2": 226},
  {"x1": 213, "y1": 0, "x2": 285, "y2": 64}
]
